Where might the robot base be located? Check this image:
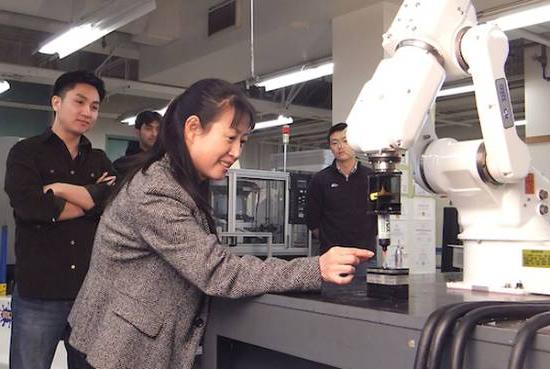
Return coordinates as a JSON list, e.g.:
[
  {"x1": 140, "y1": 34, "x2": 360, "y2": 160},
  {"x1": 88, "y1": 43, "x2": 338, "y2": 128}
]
[
  {"x1": 452, "y1": 240, "x2": 550, "y2": 295},
  {"x1": 366, "y1": 267, "x2": 409, "y2": 300},
  {"x1": 446, "y1": 281, "x2": 528, "y2": 295}
]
